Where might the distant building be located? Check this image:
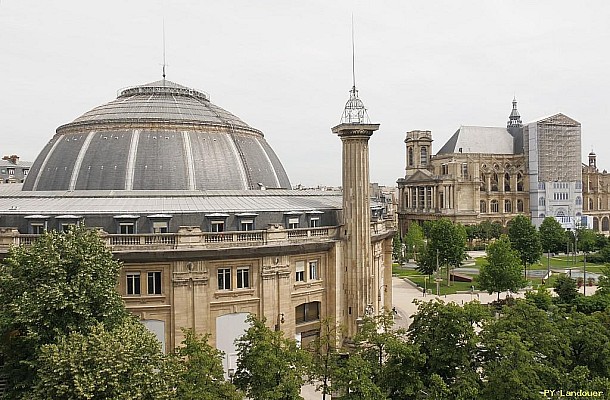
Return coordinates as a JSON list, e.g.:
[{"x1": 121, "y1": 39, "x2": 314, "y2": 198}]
[
  {"x1": 582, "y1": 151, "x2": 610, "y2": 233},
  {"x1": 0, "y1": 155, "x2": 31, "y2": 184},
  {"x1": 397, "y1": 99, "x2": 583, "y2": 234}
]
